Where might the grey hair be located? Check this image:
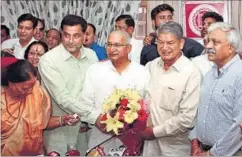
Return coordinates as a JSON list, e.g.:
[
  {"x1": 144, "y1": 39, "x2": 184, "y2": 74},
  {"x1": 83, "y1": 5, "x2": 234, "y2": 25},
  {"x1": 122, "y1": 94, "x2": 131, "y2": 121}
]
[
  {"x1": 156, "y1": 21, "x2": 183, "y2": 40},
  {"x1": 109, "y1": 30, "x2": 131, "y2": 44},
  {"x1": 208, "y1": 22, "x2": 242, "y2": 53}
]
